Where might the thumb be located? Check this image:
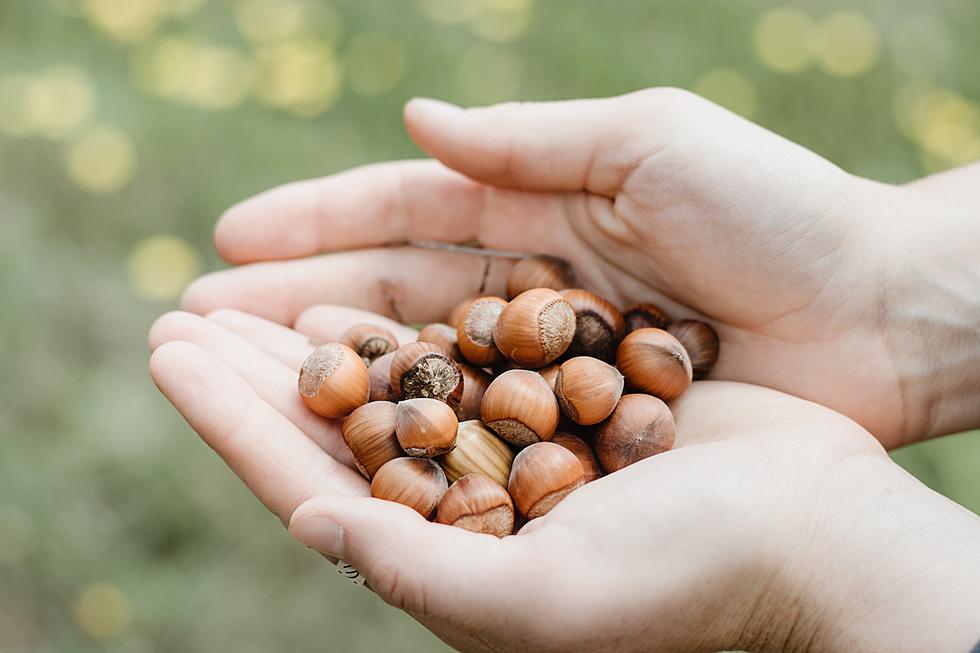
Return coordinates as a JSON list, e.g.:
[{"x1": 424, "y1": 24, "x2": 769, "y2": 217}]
[{"x1": 402, "y1": 88, "x2": 701, "y2": 196}]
